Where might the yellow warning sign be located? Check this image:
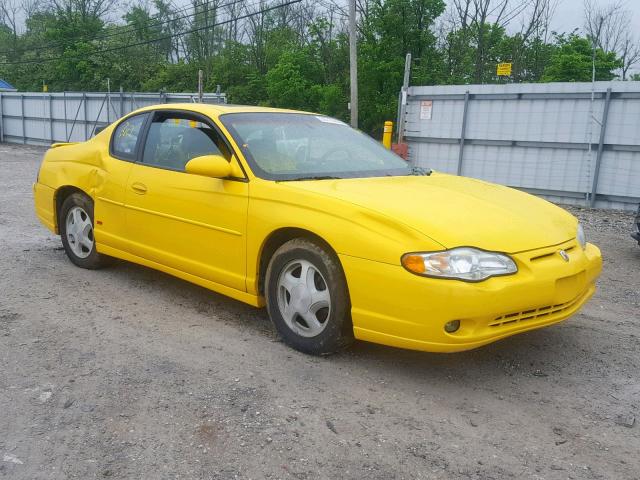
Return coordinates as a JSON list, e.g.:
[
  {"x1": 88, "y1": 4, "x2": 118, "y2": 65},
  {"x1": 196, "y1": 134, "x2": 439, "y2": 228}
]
[{"x1": 497, "y1": 63, "x2": 512, "y2": 76}]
